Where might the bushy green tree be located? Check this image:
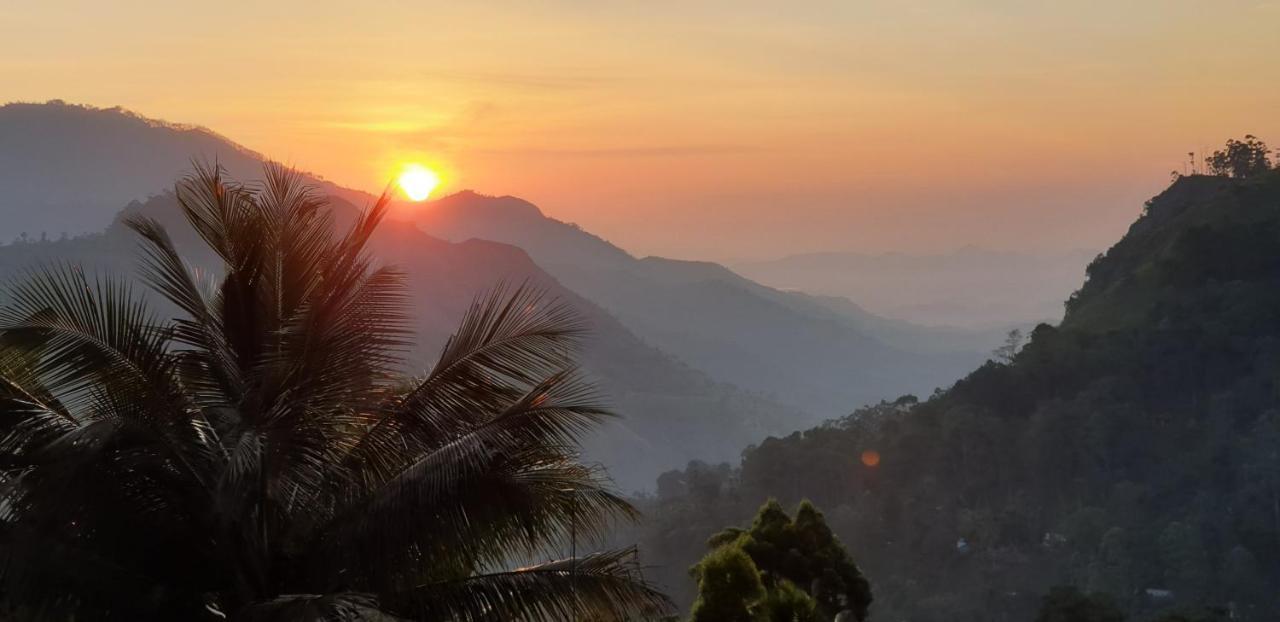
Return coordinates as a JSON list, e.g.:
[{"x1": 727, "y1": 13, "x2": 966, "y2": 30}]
[
  {"x1": 690, "y1": 547, "x2": 764, "y2": 622},
  {"x1": 0, "y1": 165, "x2": 669, "y2": 620},
  {"x1": 691, "y1": 500, "x2": 871, "y2": 622},
  {"x1": 756, "y1": 580, "x2": 820, "y2": 622}
]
